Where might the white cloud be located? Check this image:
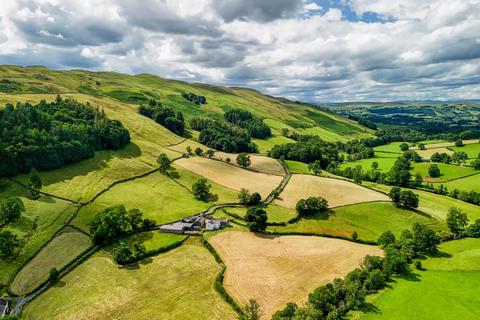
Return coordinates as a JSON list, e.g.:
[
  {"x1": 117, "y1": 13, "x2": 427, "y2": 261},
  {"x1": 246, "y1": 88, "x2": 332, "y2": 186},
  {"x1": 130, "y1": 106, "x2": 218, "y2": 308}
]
[{"x1": 0, "y1": 0, "x2": 479, "y2": 101}]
